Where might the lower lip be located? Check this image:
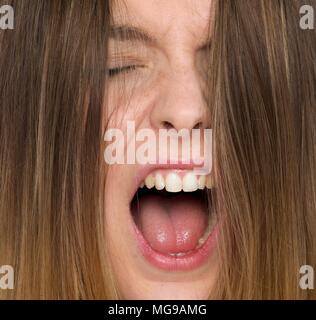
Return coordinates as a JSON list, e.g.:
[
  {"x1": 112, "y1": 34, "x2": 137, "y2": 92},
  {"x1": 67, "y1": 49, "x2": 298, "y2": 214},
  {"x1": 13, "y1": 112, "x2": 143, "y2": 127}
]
[{"x1": 132, "y1": 220, "x2": 218, "y2": 271}]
